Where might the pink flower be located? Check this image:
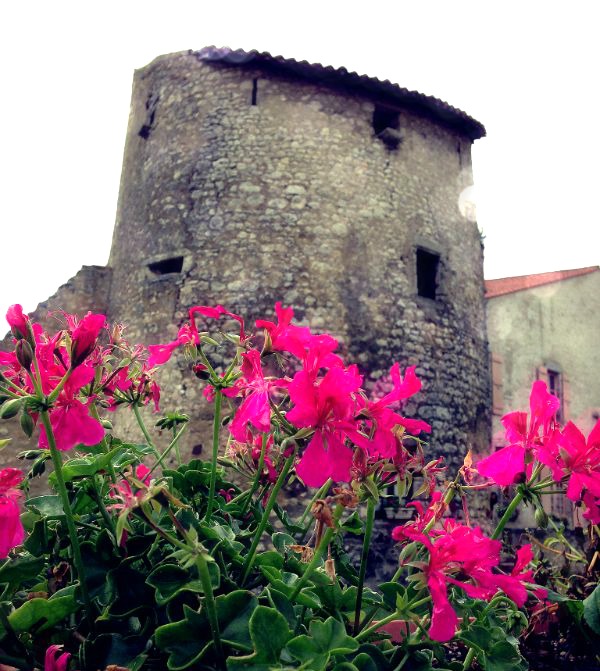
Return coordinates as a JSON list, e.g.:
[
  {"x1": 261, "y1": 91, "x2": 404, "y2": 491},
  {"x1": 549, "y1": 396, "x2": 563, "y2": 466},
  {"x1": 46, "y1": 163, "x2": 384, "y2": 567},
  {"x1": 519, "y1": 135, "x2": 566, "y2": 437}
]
[
  {"x1": 38, "y1": 365, "x2": 104, "y2": 451},
  {"x1": 44, "y1": 644, "x2": 73, "y2": 671},
  {"x1": 477, "y1": 381, "x2": 560, "y2": 486},
  {"x1": 288, "y1": 365, "x2": 363, "y2": 486},
  {"x1": 398, "y1": 520, "x2": 539, "y2": 642},
  {"x1": 229, "y1": 350, "x2": 279, "y2": 441},
  {"x1": 6, "y1": 304, "x2": 30, "y2": 341},
  {"x1": 109, "y1": 464, "x2": 151, "y2": 514},
  {"x1": 354, "y1": 364, "x2": 431, "y2": 459},
  {"x1": 69, "y1": 312, "x2": 106, "y2": 368},
  {"x1": 256, "y1": 302, "x2": 311, "y2": 357},
  {"x1": 556, "y1": 419, "x2": 600, "y2": 502},
  {"x1": 0, "y1": 468, "x2": 25, "y2": 558}
]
